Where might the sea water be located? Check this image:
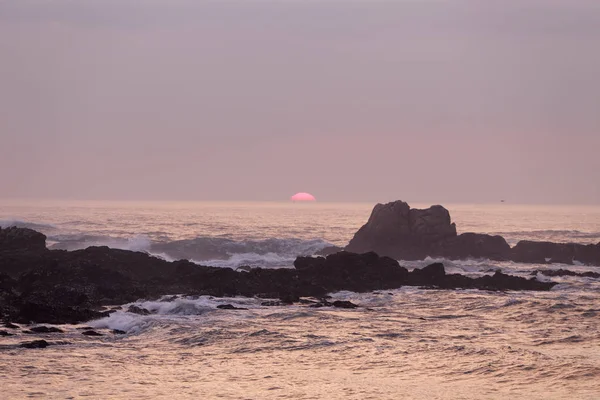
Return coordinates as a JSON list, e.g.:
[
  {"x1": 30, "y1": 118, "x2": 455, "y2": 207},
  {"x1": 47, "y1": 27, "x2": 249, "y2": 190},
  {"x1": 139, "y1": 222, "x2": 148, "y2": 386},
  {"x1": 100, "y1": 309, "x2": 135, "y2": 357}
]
[{"x1": 1, "y1": 200, "x2": 599, "y2": 399}]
